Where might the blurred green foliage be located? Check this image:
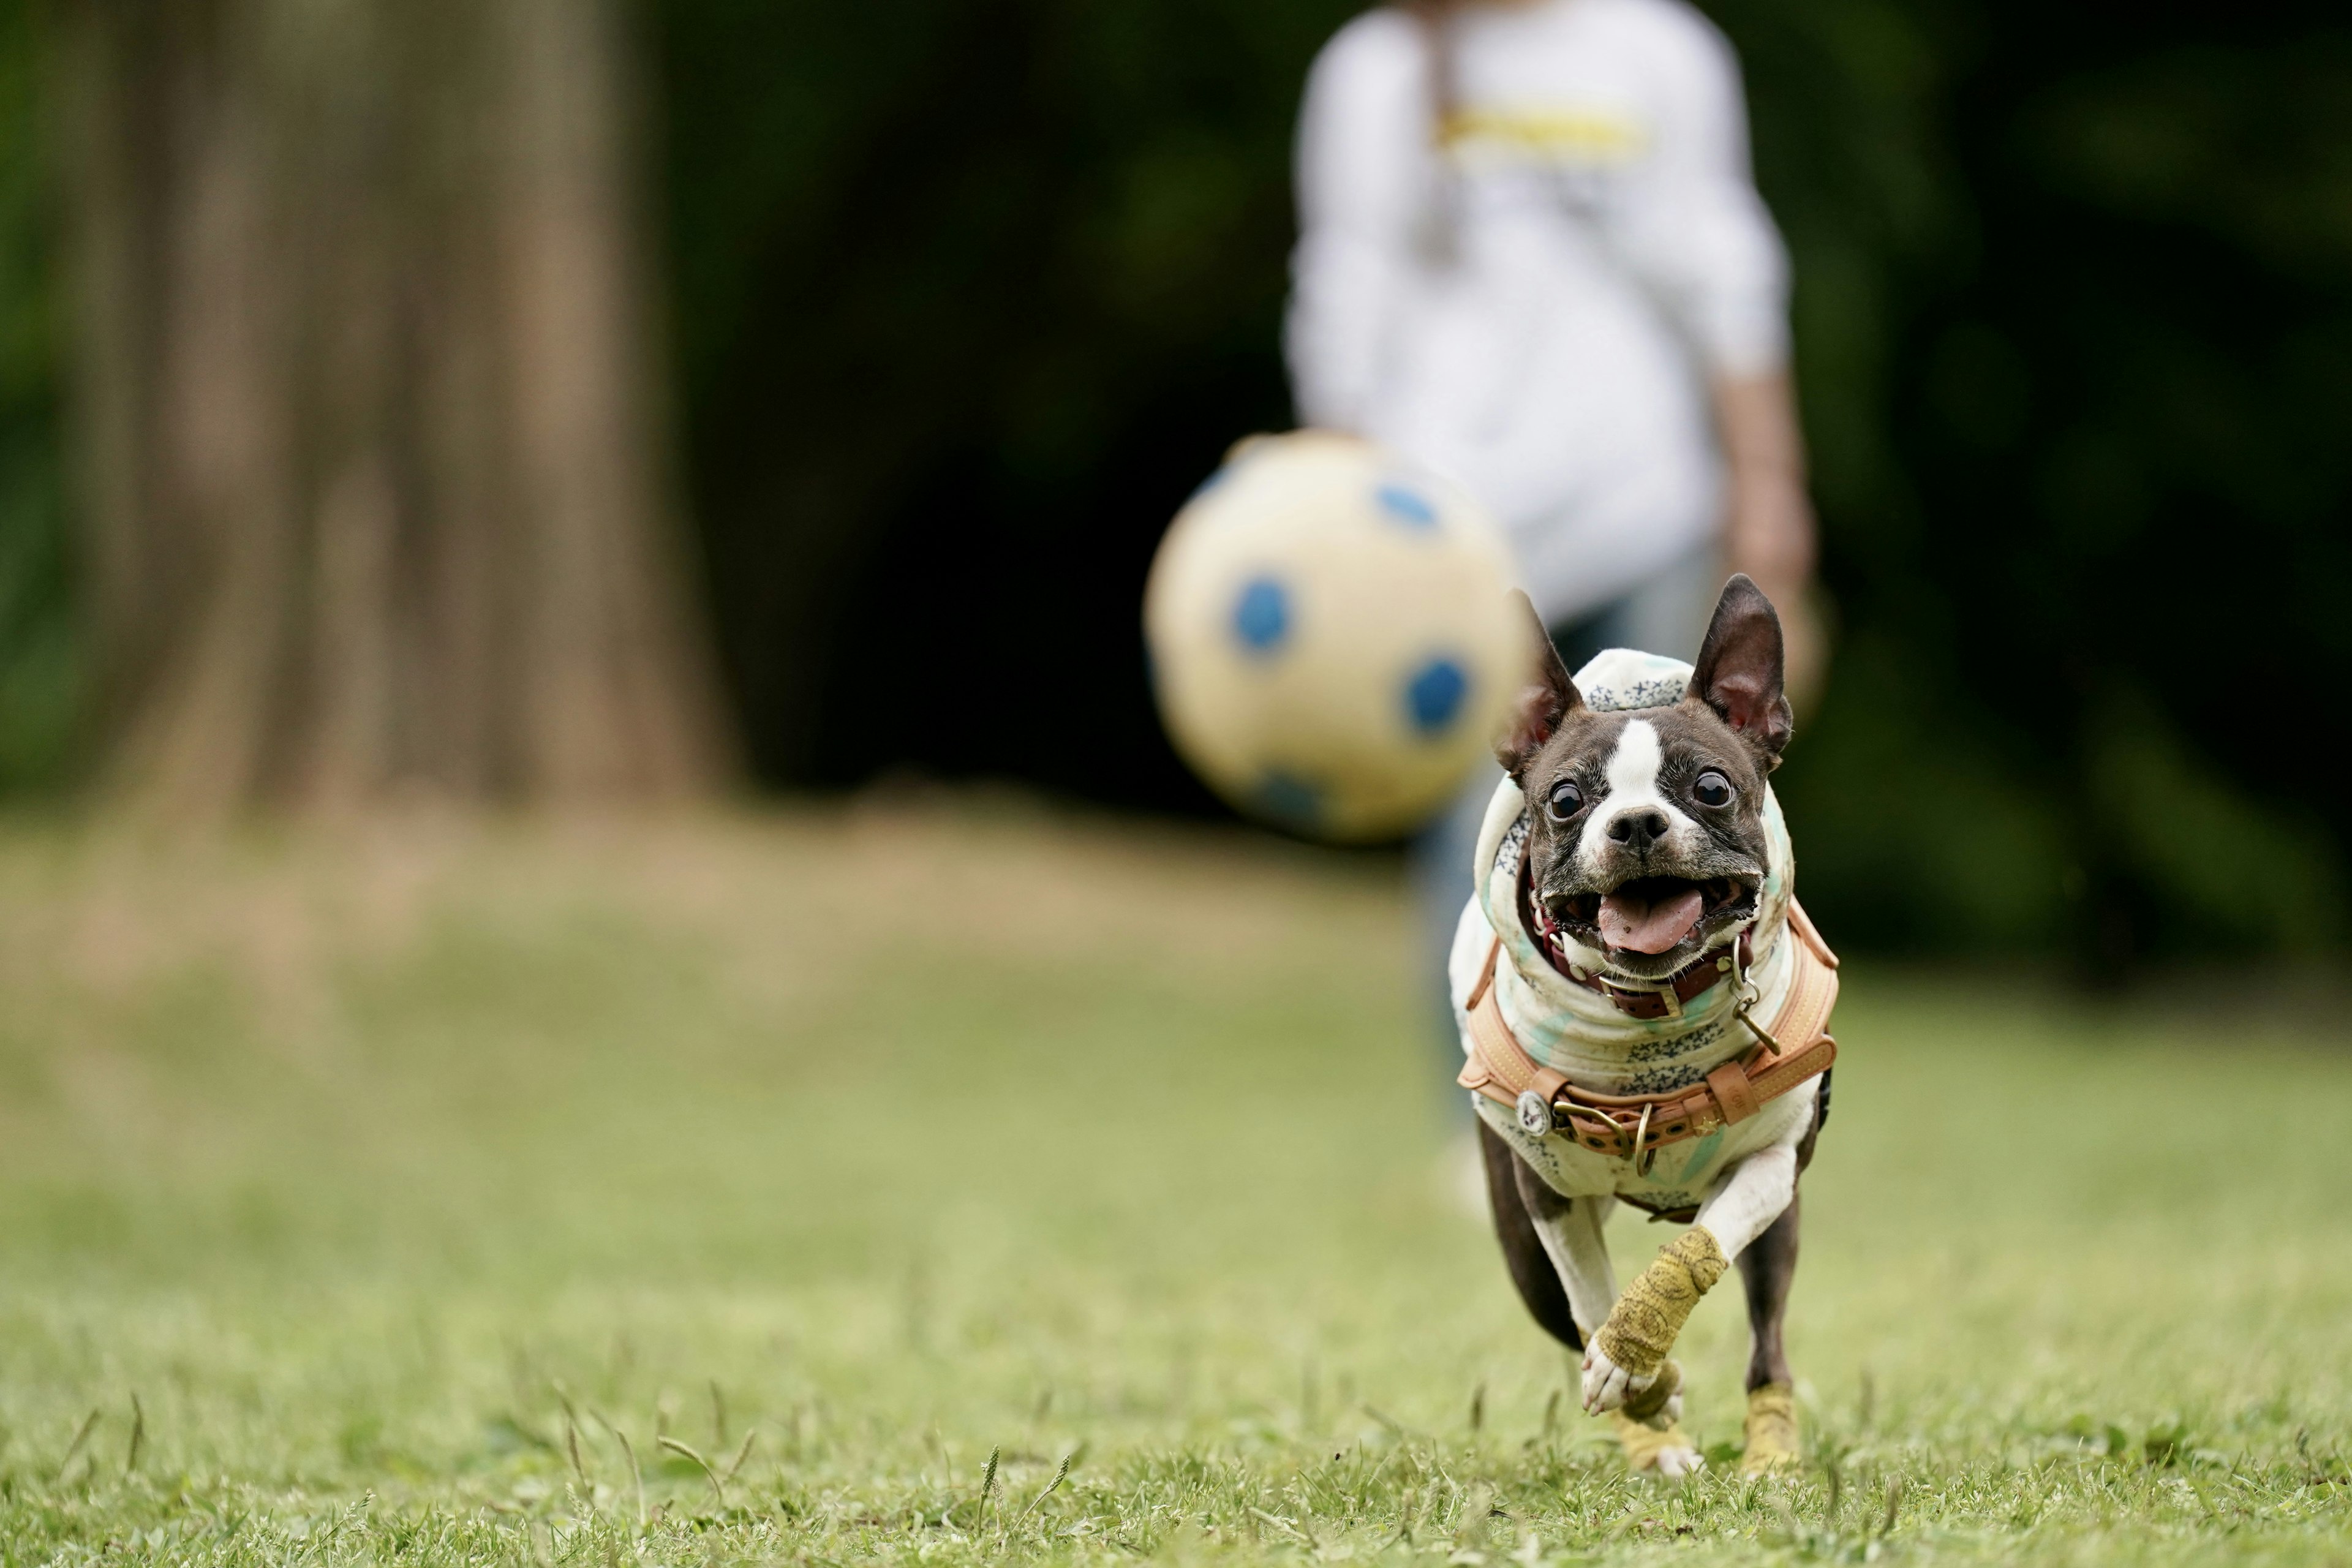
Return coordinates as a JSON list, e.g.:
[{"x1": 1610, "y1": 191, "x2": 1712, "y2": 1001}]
[
  {"x1": 1762, "y1": 6, "x2": 2352, "y2": 960},
  {"x1": 0, "y1": 0, "x2": 72, "y2": 793},
  {"x1": 649, "y1": 0, "x2": 1352, "y2": 790},
  {"x1": 0, "y1": 2, "x2": 2346, "y2": 962}
]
